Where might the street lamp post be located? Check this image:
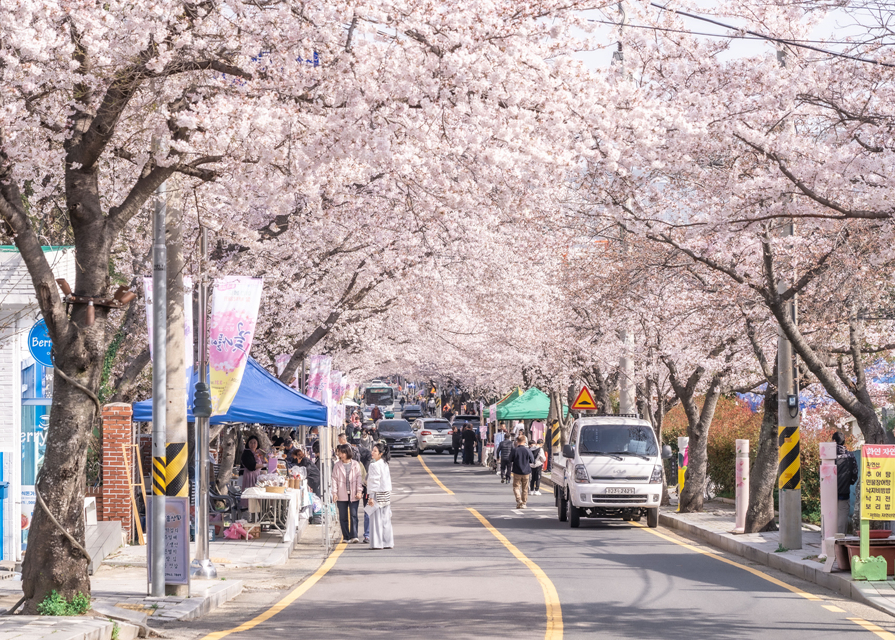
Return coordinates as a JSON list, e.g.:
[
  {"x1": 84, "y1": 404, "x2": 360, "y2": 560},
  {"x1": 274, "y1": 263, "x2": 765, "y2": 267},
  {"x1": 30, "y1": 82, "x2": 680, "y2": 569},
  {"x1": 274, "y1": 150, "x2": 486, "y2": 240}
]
[{"x1": 191, "y1": 228, "x2": 216, "y2": 578}]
